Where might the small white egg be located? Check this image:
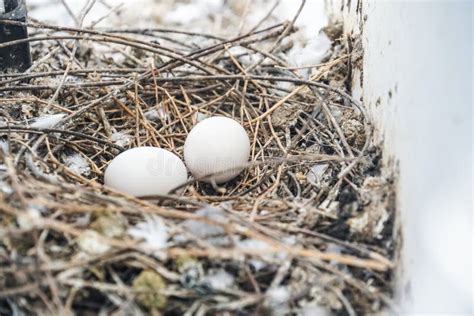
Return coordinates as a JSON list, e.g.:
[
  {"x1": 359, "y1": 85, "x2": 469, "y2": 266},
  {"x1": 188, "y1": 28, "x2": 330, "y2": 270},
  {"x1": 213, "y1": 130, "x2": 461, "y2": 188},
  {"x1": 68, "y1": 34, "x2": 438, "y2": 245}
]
[
  {"x1": 184, "y1": 116, "x2": 250, "y2": 184},
  {"x1": 104, "y1": 147, "x2": 187, "y2": 196}
]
